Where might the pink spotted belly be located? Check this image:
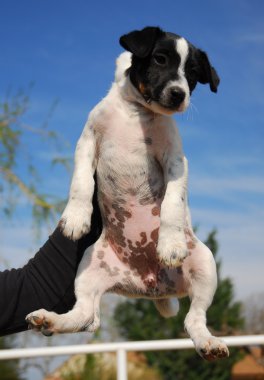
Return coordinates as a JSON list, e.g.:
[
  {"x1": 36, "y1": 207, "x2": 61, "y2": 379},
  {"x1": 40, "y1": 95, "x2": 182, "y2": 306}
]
[
  {"x1": 101, "y1": 197, "x2": 162, "y2": 286},
  {"x1": 97, "y1": 193, "x2": 193, "y2": 298}
]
